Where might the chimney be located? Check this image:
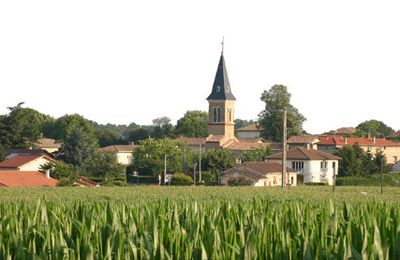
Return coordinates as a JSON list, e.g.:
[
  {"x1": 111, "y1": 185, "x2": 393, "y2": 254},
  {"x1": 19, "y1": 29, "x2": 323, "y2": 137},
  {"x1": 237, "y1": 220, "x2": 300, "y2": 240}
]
[
  {"x1": 373, "y1": 137, "x2": 376, "y2": 144},
  {"x1": 45, "y1": 169, "x2": 50, "y2": 179},
  {"x1": 345, "y1": 137, "x2": 348, "y2": 144}
]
